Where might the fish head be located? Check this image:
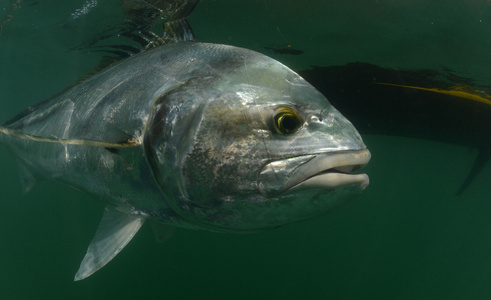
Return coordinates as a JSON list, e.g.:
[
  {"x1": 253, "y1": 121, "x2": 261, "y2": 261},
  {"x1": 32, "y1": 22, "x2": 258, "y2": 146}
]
[{"x1": 144, "y1": 44, "x2": 370, "y2": 232}]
